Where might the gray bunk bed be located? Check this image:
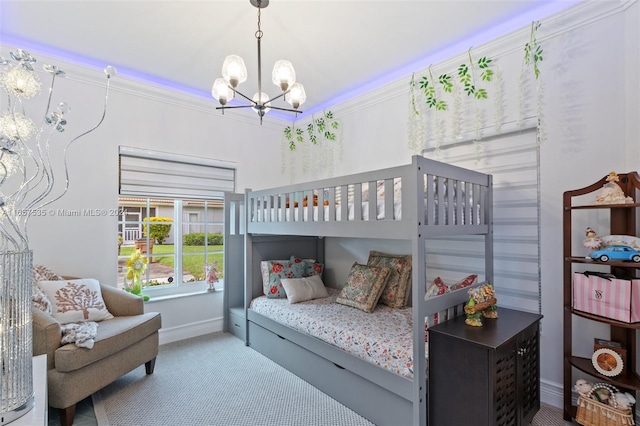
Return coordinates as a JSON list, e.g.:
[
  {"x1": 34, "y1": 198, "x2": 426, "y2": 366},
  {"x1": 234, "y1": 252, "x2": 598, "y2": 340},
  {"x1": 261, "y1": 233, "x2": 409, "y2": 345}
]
[{"x1": 223, "y1": 155, "x2": 493, "y2": 426}]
